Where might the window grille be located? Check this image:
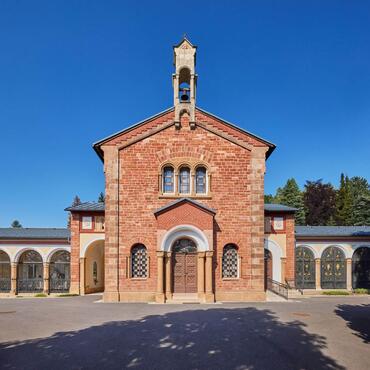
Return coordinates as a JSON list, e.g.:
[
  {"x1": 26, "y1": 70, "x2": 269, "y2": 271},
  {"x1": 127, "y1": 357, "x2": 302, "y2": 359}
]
[
  {"x1": 222, "y1": 244, "x2": 238, "y2": 278},
  {"x1": 131, "y1": 245, "x2": 148, "y2": 278}
]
